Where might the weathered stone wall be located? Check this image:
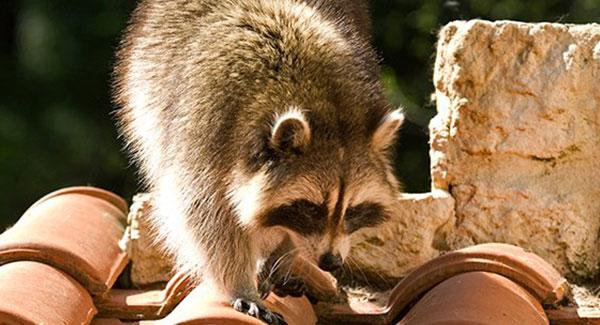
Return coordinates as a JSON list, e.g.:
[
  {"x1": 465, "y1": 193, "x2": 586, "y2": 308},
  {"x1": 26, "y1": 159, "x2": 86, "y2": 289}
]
[
  {"x1": 349, "y1": 191, "x2": 454, "y2": 282},
  {"x1": 430, "y1": 20, "x2": 600, "y2": 279}
]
